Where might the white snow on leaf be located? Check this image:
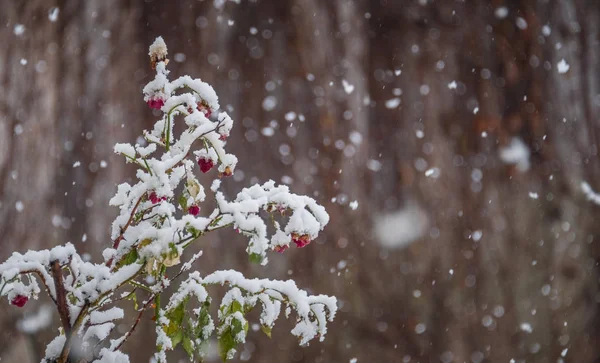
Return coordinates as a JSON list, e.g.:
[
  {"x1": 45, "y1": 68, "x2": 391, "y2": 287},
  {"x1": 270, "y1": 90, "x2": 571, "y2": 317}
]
[
  {"x1": 557, "y1": 59, "x2": 570, "y2": 74},
  {"x1": 93, "y1": 349, "x2": 130, "y2": 363},
  {"x1": 44, "y1": 335, "x2": 66, "y2": 361},
  {"x1": 385, "y1": 98, "x2": 401, "y2": 109},
  {"x1": 448, "y1": 81, "x2": 457, "y2": 89},
  {"x1": 494, "y1": 7, "x2": 509, "y2": 19},
  {"x1": 342, "y1": 79, "x2": 355, "y2": 94},
  {"x1": 499, "y1": 137, "x2": 530, "y2": 172},
  {"x1": 374, "y1": 204, "x2": 428, "y2": 249}
]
